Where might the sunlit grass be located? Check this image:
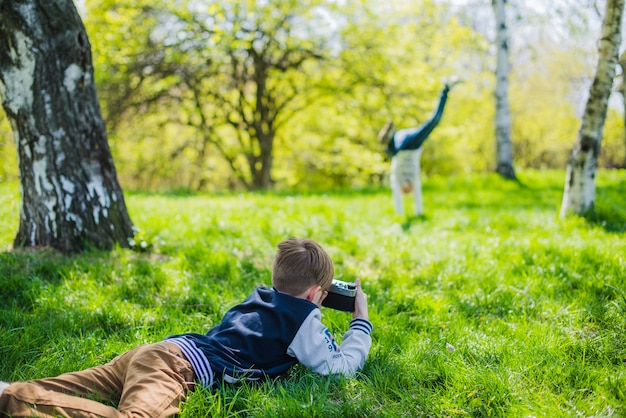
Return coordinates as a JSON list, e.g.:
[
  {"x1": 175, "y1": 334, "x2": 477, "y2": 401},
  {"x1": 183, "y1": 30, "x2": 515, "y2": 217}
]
[{"x1": 1, "y1": 169, "x2": 625, "y2": 417}]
